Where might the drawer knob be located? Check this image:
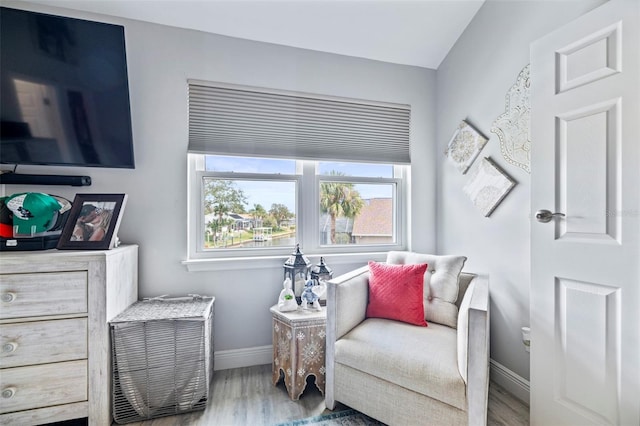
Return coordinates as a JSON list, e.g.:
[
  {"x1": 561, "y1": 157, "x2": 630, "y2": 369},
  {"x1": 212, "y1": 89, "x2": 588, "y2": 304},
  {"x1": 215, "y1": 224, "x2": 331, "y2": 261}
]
[
  {"x1": 1, "y1": 292, "x2": 15, "y2": 303},
  {"x1": 2, "y1": 387, "x2": 15, "y2": 399},
  {"x1": 2, "y1": 342, "x2": 17, "y2": 353}
]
